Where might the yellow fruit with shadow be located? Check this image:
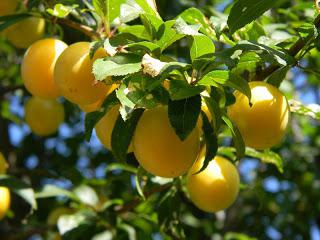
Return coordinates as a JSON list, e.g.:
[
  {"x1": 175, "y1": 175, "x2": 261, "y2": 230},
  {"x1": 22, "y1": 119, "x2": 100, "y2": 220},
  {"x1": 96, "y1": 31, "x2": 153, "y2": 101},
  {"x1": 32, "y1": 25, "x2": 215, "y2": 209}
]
[
  {"x1": 79, "y1": 84, "x2": 118, "y2": 113},
  {"x1": 0, "y1": 0, "x2": 18, "y2": 16},
  {"x1": 54, "y1": 42, "x2": 112, "y2": 105},
  {"x1": 6, "y1": 17, "x2": 45, "y2": 49},
  {"x1": 21, "y1": 38, "x2": 68, "y2": 99},
  {"x1": 187, "y1": 148, "x2": 240, "y2": 212},
  {"x1": 25, "y1": 96, "x2": 64, "y2": 136},
  {"x1": 95, "y1": 105, "x2": 133, "y2": 152},
  {"x1": 227, "y1": 81, "x2": 290, "y2": 150},
  {"x1": 133, "y1": 106, "x2": 200, "y2": 178},
  {"x1": 0, "y1": 187, "x2": 10, "y2": 220}
]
